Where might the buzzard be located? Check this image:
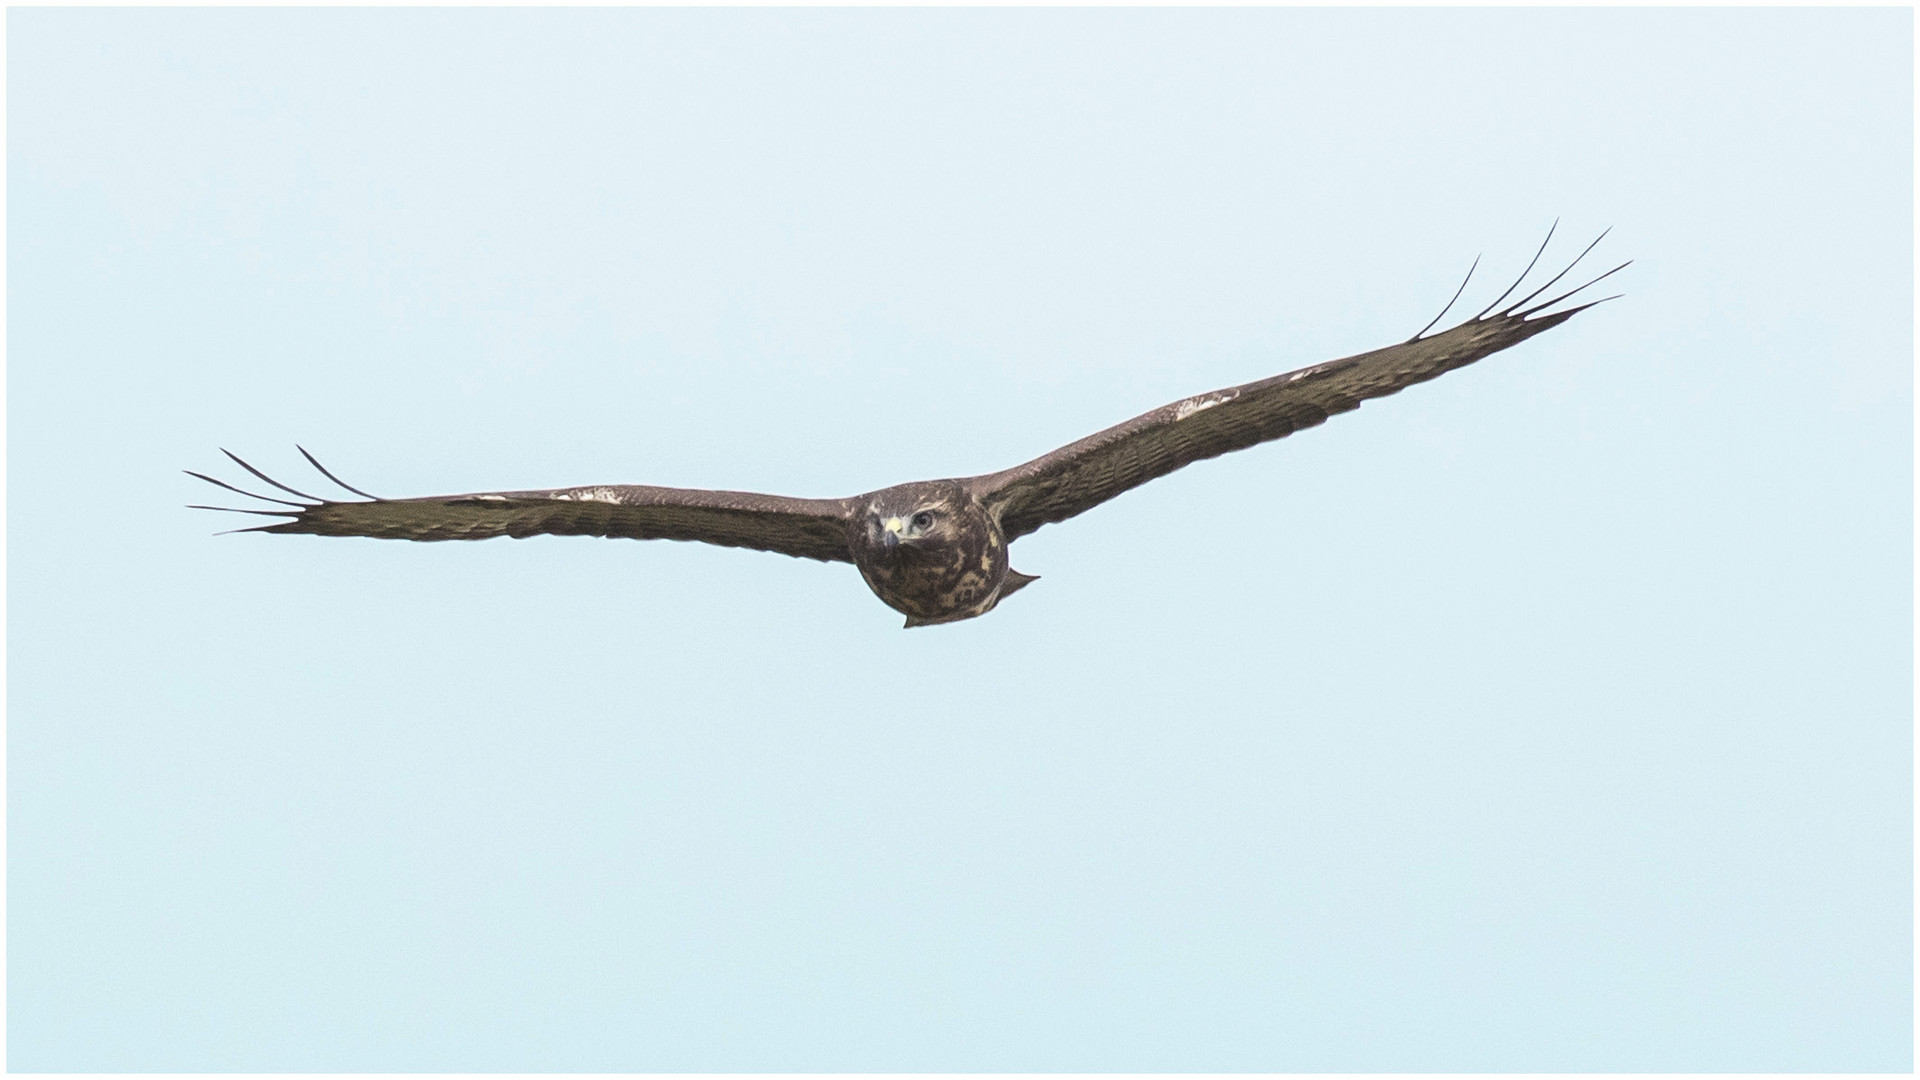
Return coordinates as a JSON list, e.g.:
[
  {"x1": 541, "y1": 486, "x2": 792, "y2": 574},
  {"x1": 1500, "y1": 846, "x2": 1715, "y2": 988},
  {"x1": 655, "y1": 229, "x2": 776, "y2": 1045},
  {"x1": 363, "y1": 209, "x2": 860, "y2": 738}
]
[{"x1": 192, "y1": 229, "x2": 1624, "y2": 628}]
